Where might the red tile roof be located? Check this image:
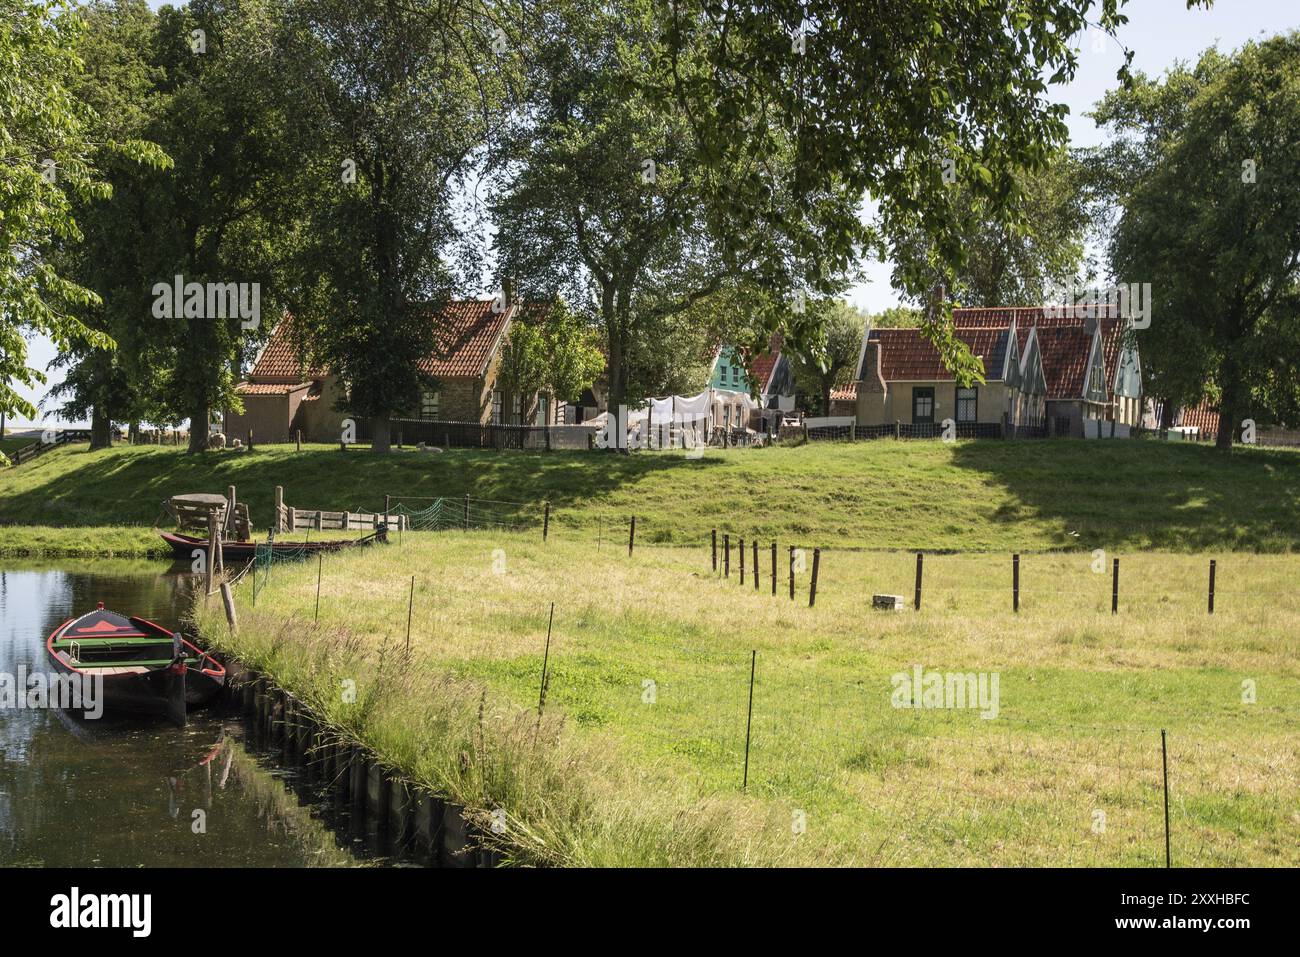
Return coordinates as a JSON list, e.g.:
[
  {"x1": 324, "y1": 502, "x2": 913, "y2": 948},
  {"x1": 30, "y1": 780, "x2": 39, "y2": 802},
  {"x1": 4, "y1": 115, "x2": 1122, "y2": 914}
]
[
  {"x1": 951, "y1": 306, "x2": 1119, "y2": 400},
  {"x1": 416, "y1": 300, "x2": 513, "y2": 379},
  {"x1": 1099, "y1": 318, "x2": 1126, "y2": 389},
  {"x1": 868, "y1": 327, "x2": 1011, "y2": 381},
  {"x1": 1034, "y1": 324, "x2": 1097, "y2": 399},
  {"x1": 242, "y1": 301, "x2": 523, "y2": 389},
  {"x1": 235, "y1": 382, "x2": 310, "y2": 396},
  {"x1": 952, "y1": 305, "x2": 1120, "y2": 327},
  {"x1": 747, "y1": 352, "x2": 779, "y2": 392},
  {"x1": 246, "y1": 316, "x2": 322, "y2": 383},
  {"x1": 830, "y1": 383, "x2": 858, "y2": 402},
  {"x1": 1178, "y1": 400, "x2": 1220, "y2": 433}
]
